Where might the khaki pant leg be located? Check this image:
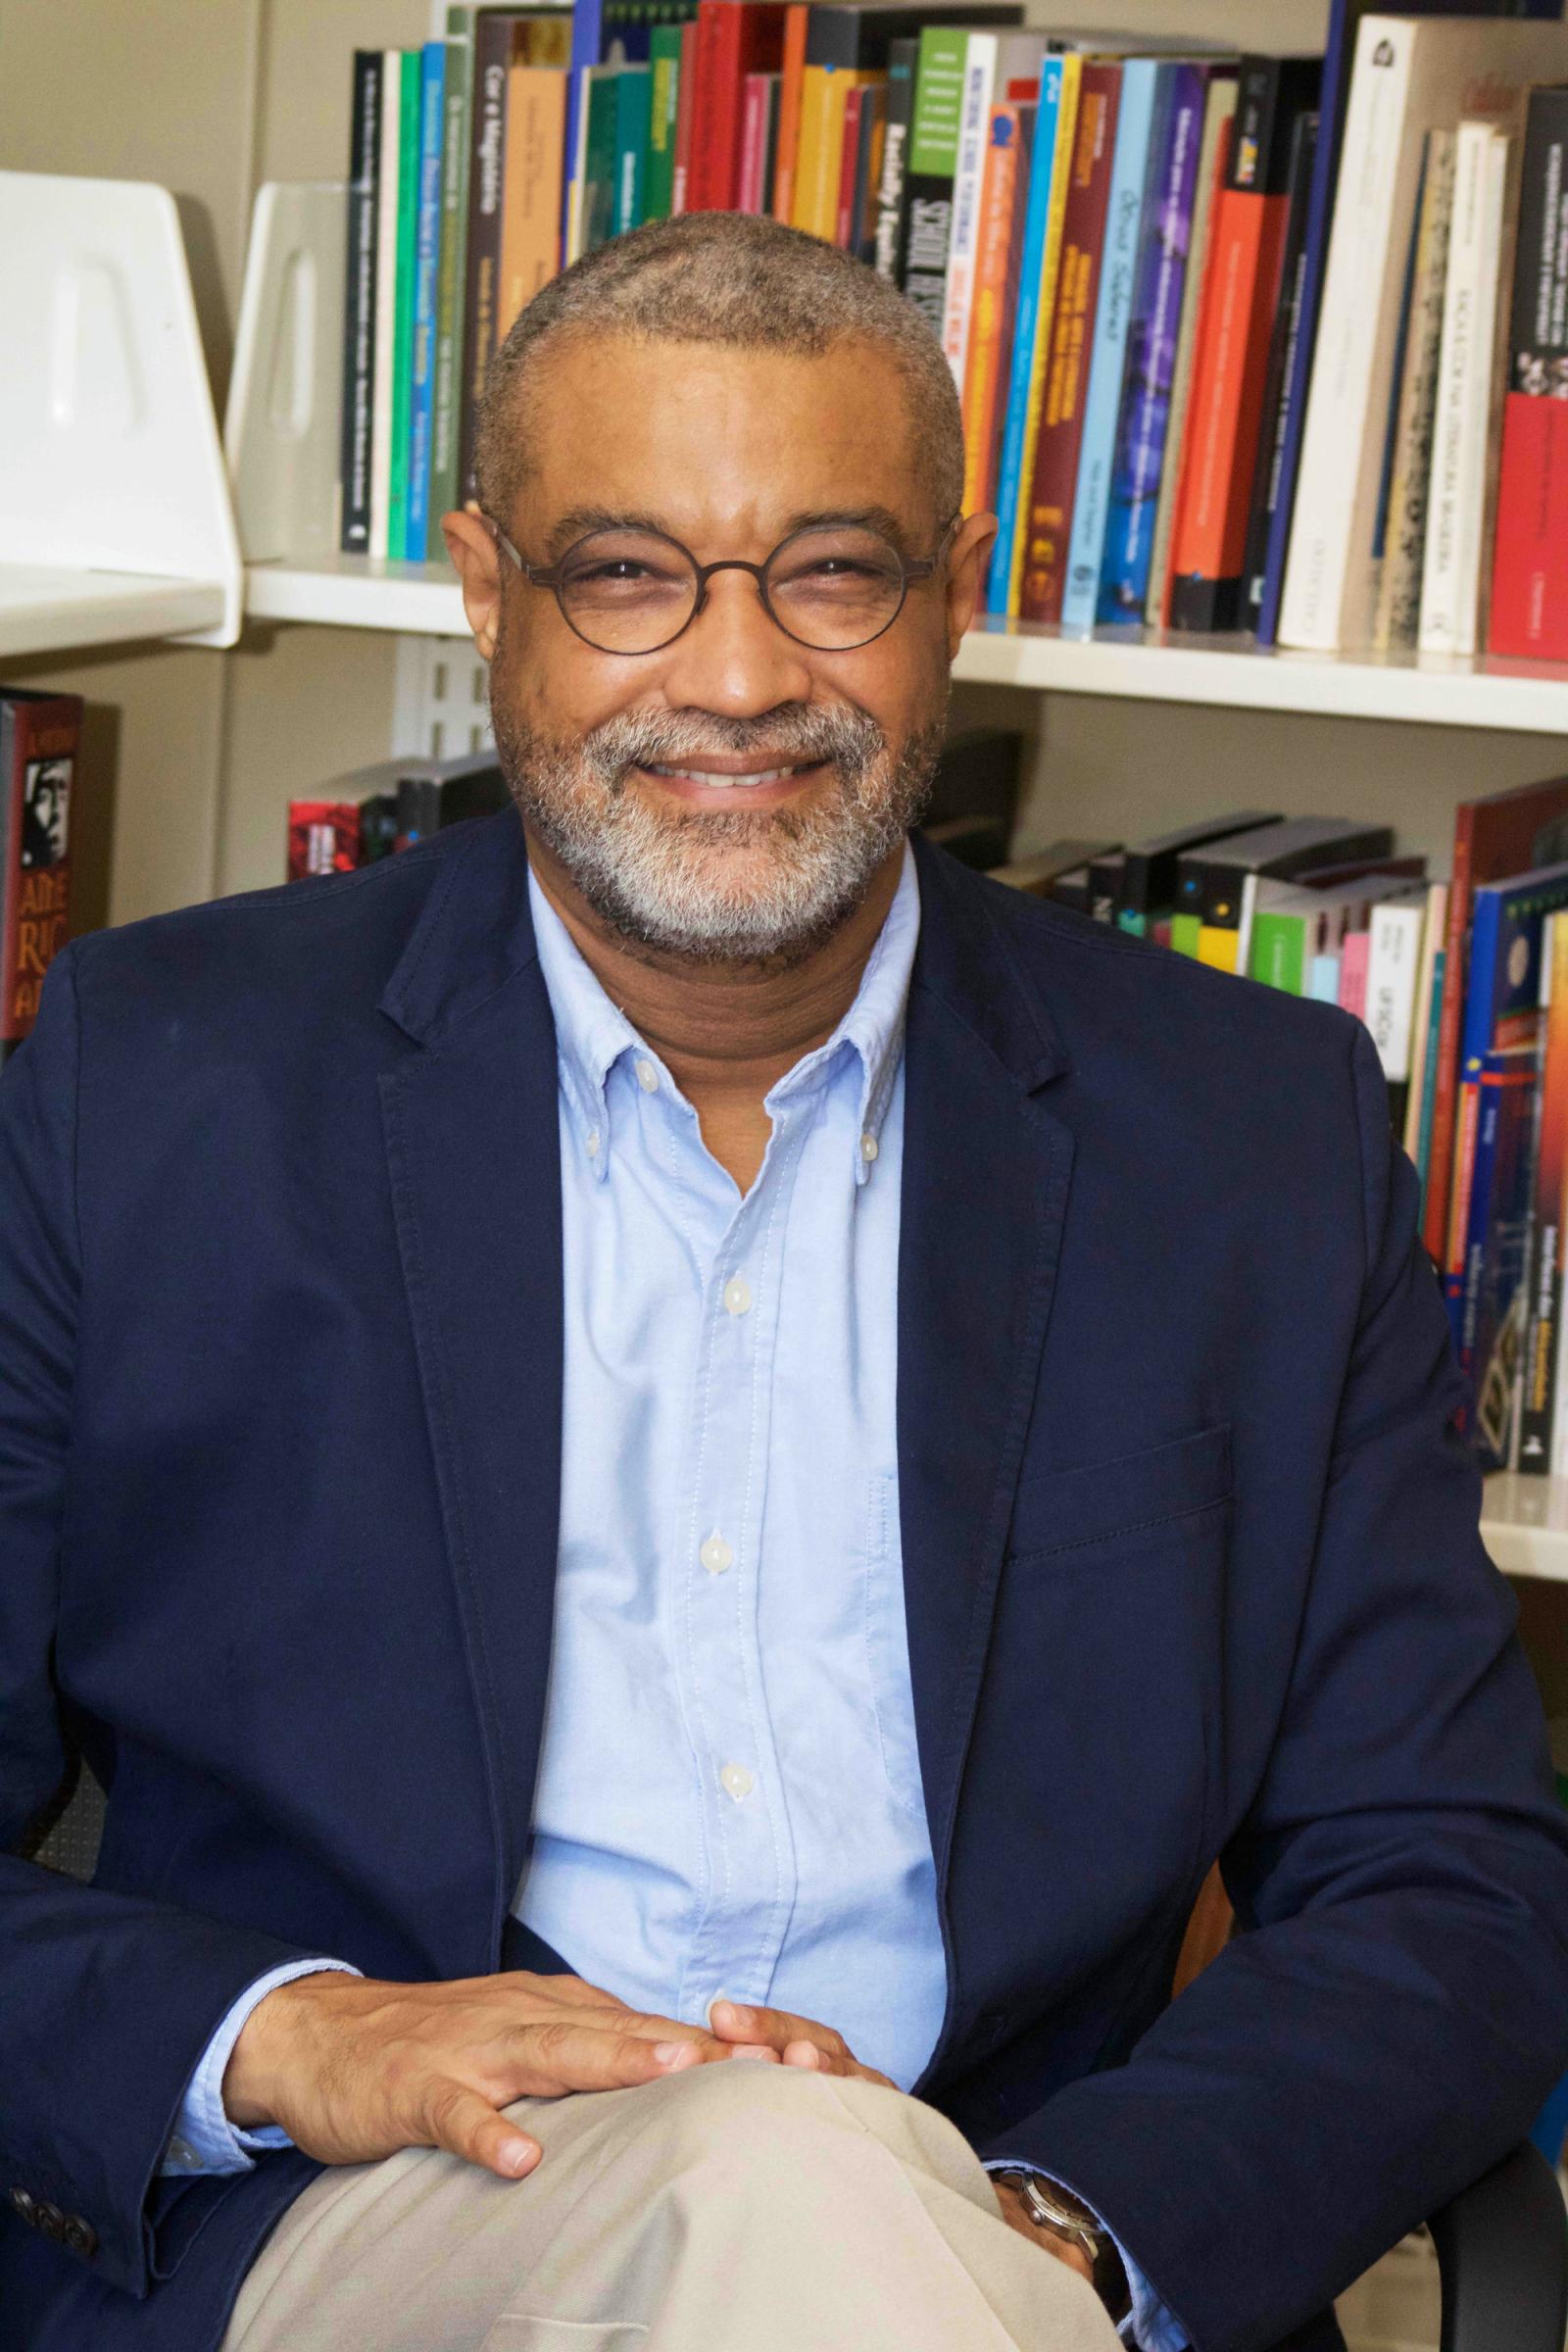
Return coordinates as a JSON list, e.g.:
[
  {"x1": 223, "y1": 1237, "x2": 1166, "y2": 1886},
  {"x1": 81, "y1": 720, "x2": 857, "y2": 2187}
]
[{"x1": 222, "y1": 2061, "x2": 1125, "y2": 2352}]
